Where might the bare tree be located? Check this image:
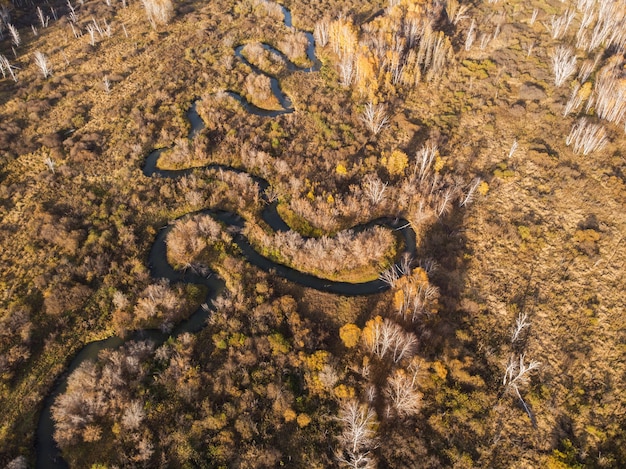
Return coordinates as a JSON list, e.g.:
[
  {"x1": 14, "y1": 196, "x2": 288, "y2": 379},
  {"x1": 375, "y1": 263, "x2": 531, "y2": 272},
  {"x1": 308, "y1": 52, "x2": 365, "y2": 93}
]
[
  {"x1": 141, "y1": 0, "x2": 174, "y2": 28},
  {"x1": 412, "y1": 143, "x2": 437, "y2": 184},
  {"x1": 511, "y1": 312, "x2": 530, "y2": 343},
  {"x1": 459, "y1": 177, "x2": 481, "y2": 207},
  {"x1": 503, "y1": 354, "x2": 540, "y2": 420},
  {"x1": 86, "y1": 23, "x2": 97, "y2": 46},
  {"x1": 339, "y1": 55, "x2": 354, "y2": 87},
  {"x1": 5, "y1": 456, "x2": 28, "y2": 469},
  {"x1": 43, "y1": 156, "x2": 56, "y2": 173},
  {"x1": 0, "y1": 54, "x2": 17, "y2": 82},
  {"x1": 398, "y1": 253, "x2": 412, "y2": 276},
  {"x1": 507, "y1": 139, "x2": 519, "y2": 159},
  {"x1": 384, "y1": 367, "x2": 421, "y2": 418},
  {"x1": 446, "y1": 0, "x2": 469, "y2": 25},
  {"x1": 379, "y1": 266, "x2": 399, "y2": 288},
  {"x1": 67, "y1": 0, "x2": 79, "y2": 23},
  {"x1": 336, "y1": 400, "x2": 378, "y2": 469},
  {"x1": 363, "y1": 175, "x2": 387, "y2": 205},
  {"x1": 314, "y1": 19, "x2": 330, "y2": 47},
  {"x1": 33, "y1": 51, "x2": 52, "y2": 78},
  {"x1": 464, "y1": 19, "x2": 476, "y2": 51},
  {"x1": 7, "y1": 23, "x2": 20, "y2": 47},
  {"x1": 551, "y1": 46, "x2": 577, "y2": 87},
  {"x1": 363, "y1": 317, "x2": 417, "y2": 363},
  {"x1": 563, "y1": 83, "x2": 583, "y2": 117},
  {"x1": 566, "y1": 118, "x2": 607, "y2": 155},
  {"x1": 546, "y1": 9, "x2": 575, "y2": 39},
  {"x1": 435, "y1": 186, "x2": 455, "y2": 218},
  {"x1": 360, "y1": 102, "x2": 389, "y2": 135},
  {"x1": 37, "y1": 6, "x2": 49, "y2": 28},
  {"x1": 402, "y1": 281, "x2": 439, "y2": 322},
  {"x1": 121, "y1": 400, "x2": 145, "y2": 430}
]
